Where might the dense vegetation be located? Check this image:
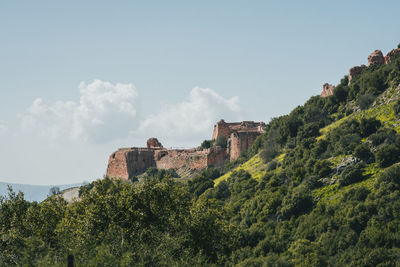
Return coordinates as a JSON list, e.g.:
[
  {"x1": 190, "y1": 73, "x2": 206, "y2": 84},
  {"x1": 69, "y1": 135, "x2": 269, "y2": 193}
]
[{"x1": 1, "y1": 52, "x2": 400, "y2": 266}]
